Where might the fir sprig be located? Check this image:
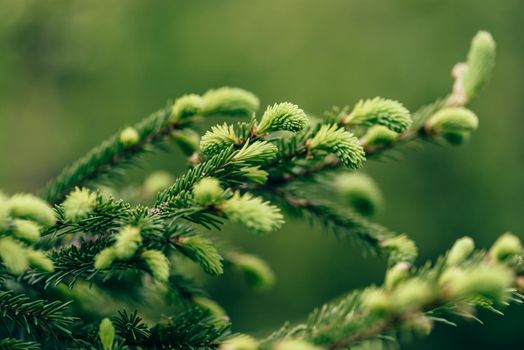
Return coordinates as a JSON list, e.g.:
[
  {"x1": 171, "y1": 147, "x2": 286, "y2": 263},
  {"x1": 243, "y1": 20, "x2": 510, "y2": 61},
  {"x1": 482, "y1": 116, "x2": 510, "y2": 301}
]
[
  {"x1": 41, "y1": 87, "x2": 259, "y2": 204},
  {"x1": 0, "y1": 31, "x2": 512, "y2": 350},
  {"x1": 0, "y1": 290, "x2": 77, "y2": 340},
  {"x1": 261, "y1": 236, "x2": 523, "y2": 350}
]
